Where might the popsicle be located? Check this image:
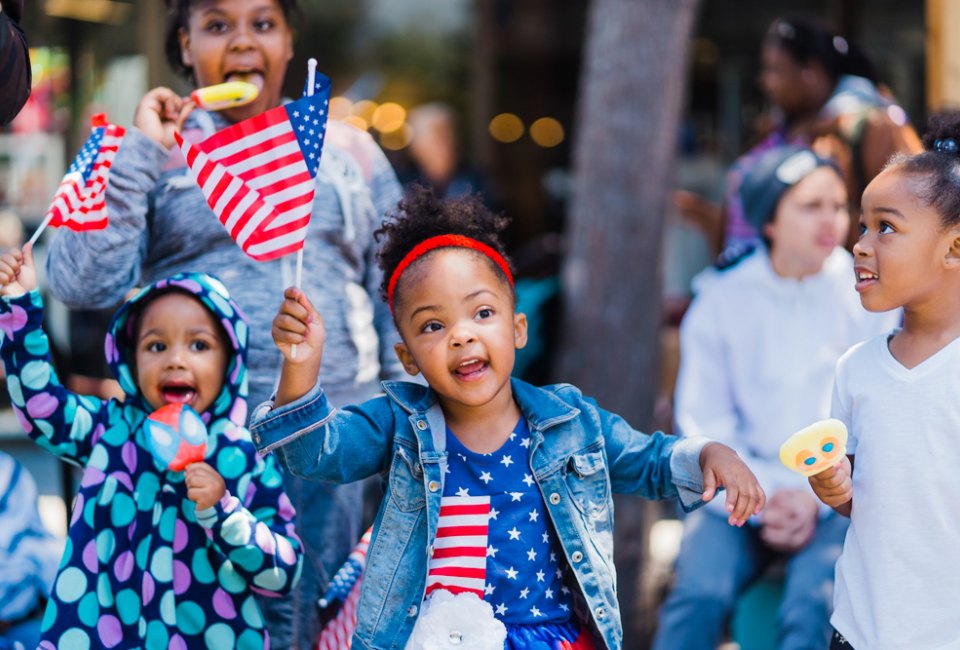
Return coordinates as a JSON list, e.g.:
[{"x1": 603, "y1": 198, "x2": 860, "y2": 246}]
[
  {"x1": 144, "y1": 403, "x2": 208, "y2": 472},
  {"x1": 190, "y1": 81, "x2": 259, "y2": 111},
  {"x1": 779, "y1": 418, "x2": 848, "y2": 477}
]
